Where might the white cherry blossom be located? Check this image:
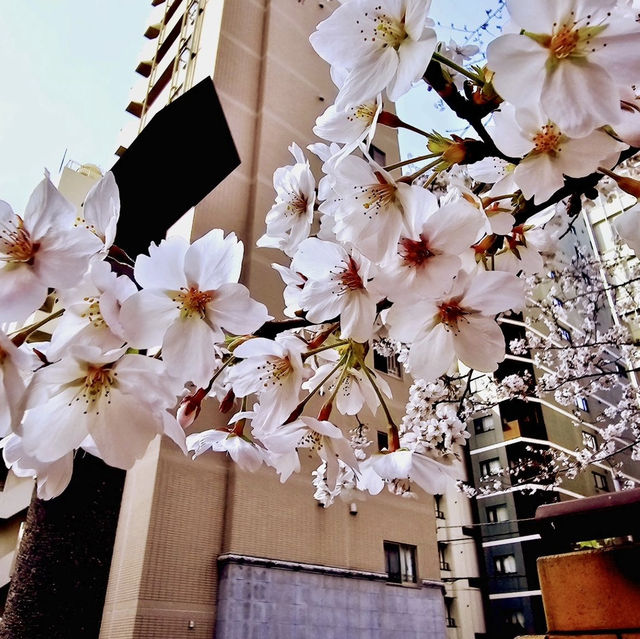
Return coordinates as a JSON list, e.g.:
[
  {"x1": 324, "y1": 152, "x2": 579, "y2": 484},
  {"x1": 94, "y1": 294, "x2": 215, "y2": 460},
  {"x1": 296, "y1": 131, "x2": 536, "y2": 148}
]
[
  {"x1": 120, "y1": 229, "x2": 270, "y2": 387},
  {"x1": 0, "y1": 176, "x2": 102, "y2": 322},
  {"x1": 492, "y1": 104, "x2": 626, "y2": 204},
  {"x1": 310, "y1": 0, "x2": 437, "y2": 109},
  {"x1": 487, "y1": 0, "x2": 640, "y2": 137},
  {"x1": 75, "y1": 171, "x2": 120, "y2": 252},
  {"x1": 256, "y1": 143, "x2": 316, "y2": 257},
  {"x1": 292, "y1": 238, "x2": 382, "y2": 343},
  {"x1": 385, "y1": 268, "x2": 524, "y2": 381},
  {"x1": 17, "y1": 345, "x2": 182, "y2": 469}
]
